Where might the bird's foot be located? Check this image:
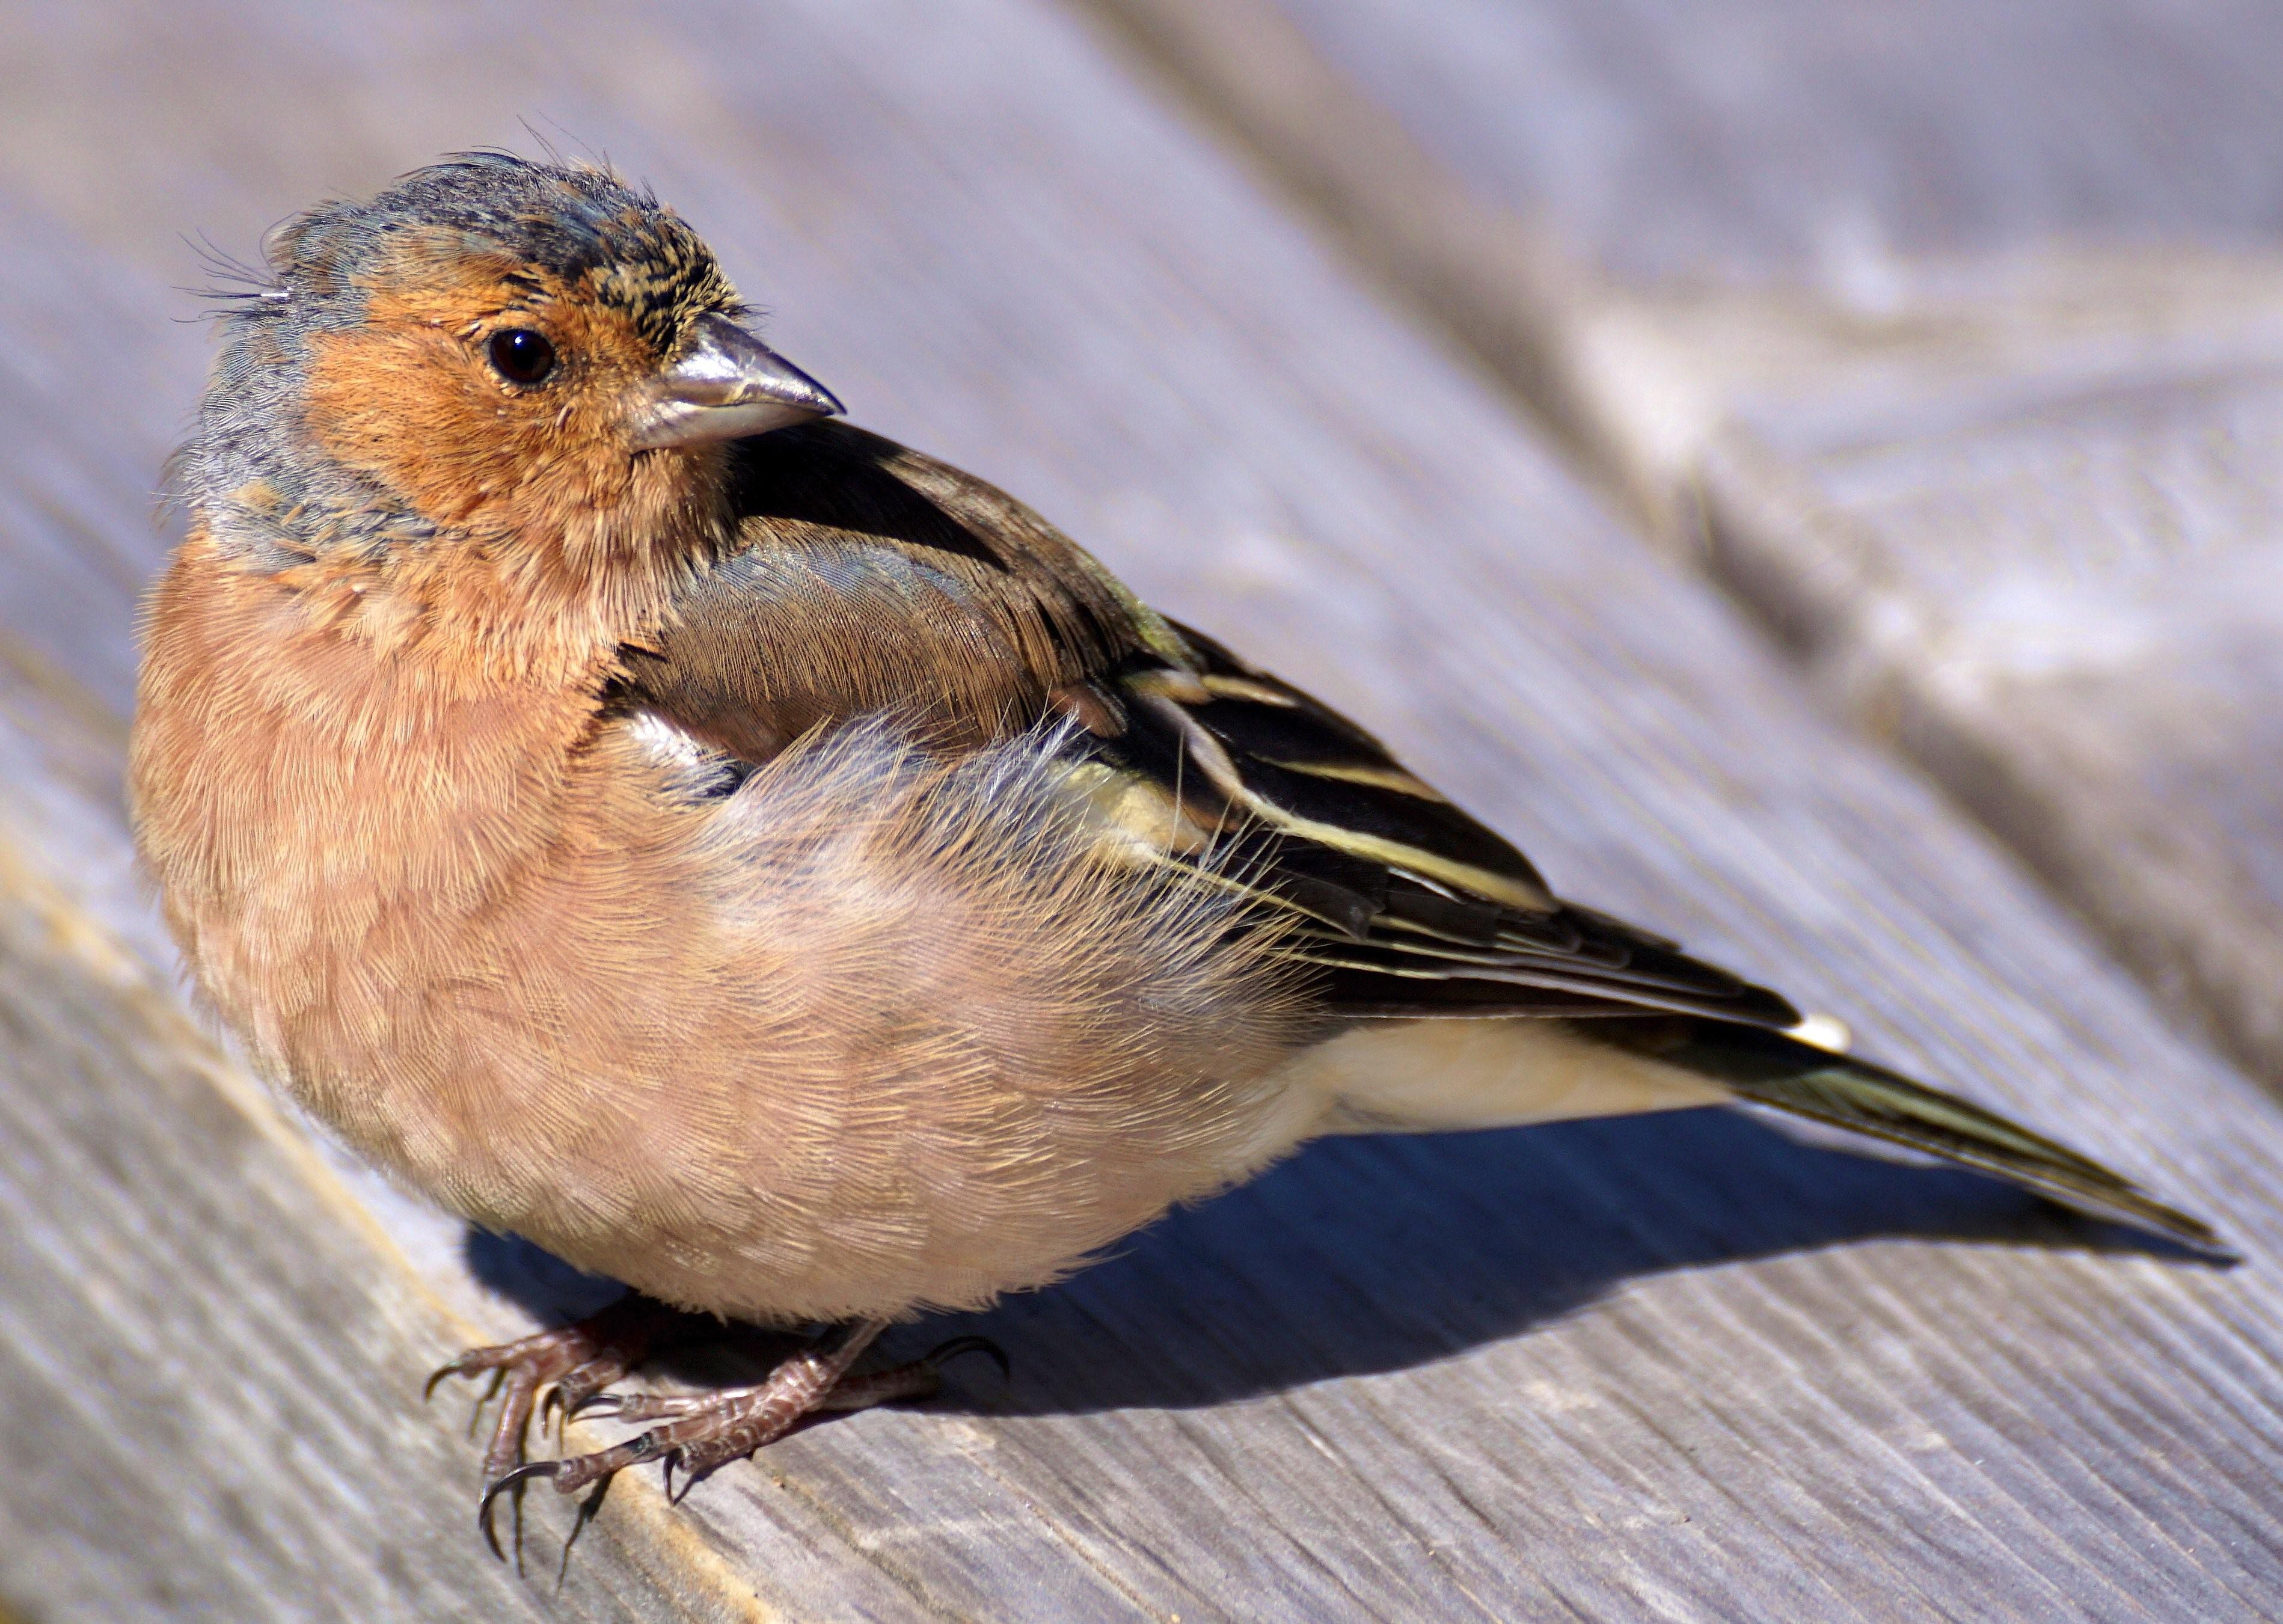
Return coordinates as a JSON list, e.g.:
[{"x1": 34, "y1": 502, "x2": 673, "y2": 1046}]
[
  {"x1": 426, "y1": 1293, "x2": 698, "y2": 1555},
  {"x1": 480, "y1": 1324, "x2": 1003, "y2": 1526}
]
